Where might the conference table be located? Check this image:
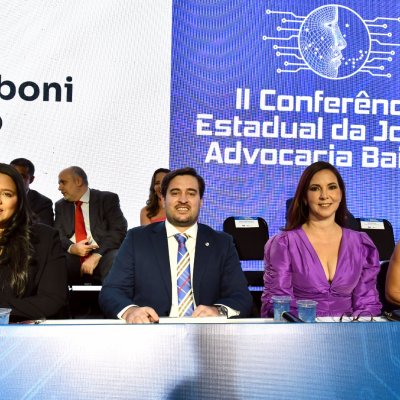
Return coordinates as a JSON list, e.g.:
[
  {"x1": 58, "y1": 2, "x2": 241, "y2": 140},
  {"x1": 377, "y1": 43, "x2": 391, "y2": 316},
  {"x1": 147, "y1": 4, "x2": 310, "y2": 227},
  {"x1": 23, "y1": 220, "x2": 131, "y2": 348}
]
[{"x1": 0, "y1": 317, "x2": 399, "y2": 399}]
